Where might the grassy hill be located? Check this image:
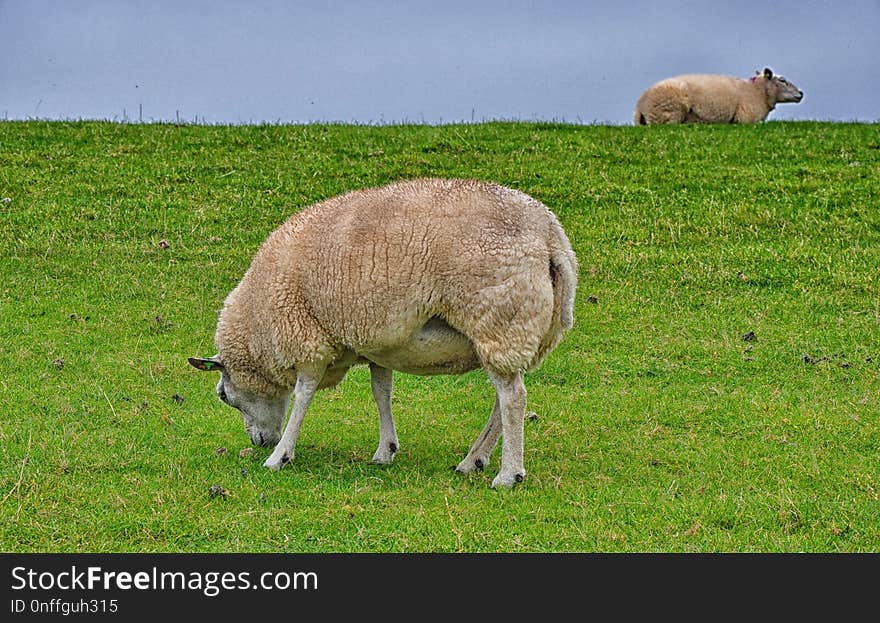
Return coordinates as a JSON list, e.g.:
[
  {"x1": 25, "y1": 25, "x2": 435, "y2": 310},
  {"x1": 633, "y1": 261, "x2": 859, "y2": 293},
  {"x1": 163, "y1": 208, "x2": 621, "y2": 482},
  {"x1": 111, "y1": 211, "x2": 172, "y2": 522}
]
[{"x1": 1, "y1": 120, "x2": 878, "y2": 552}]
